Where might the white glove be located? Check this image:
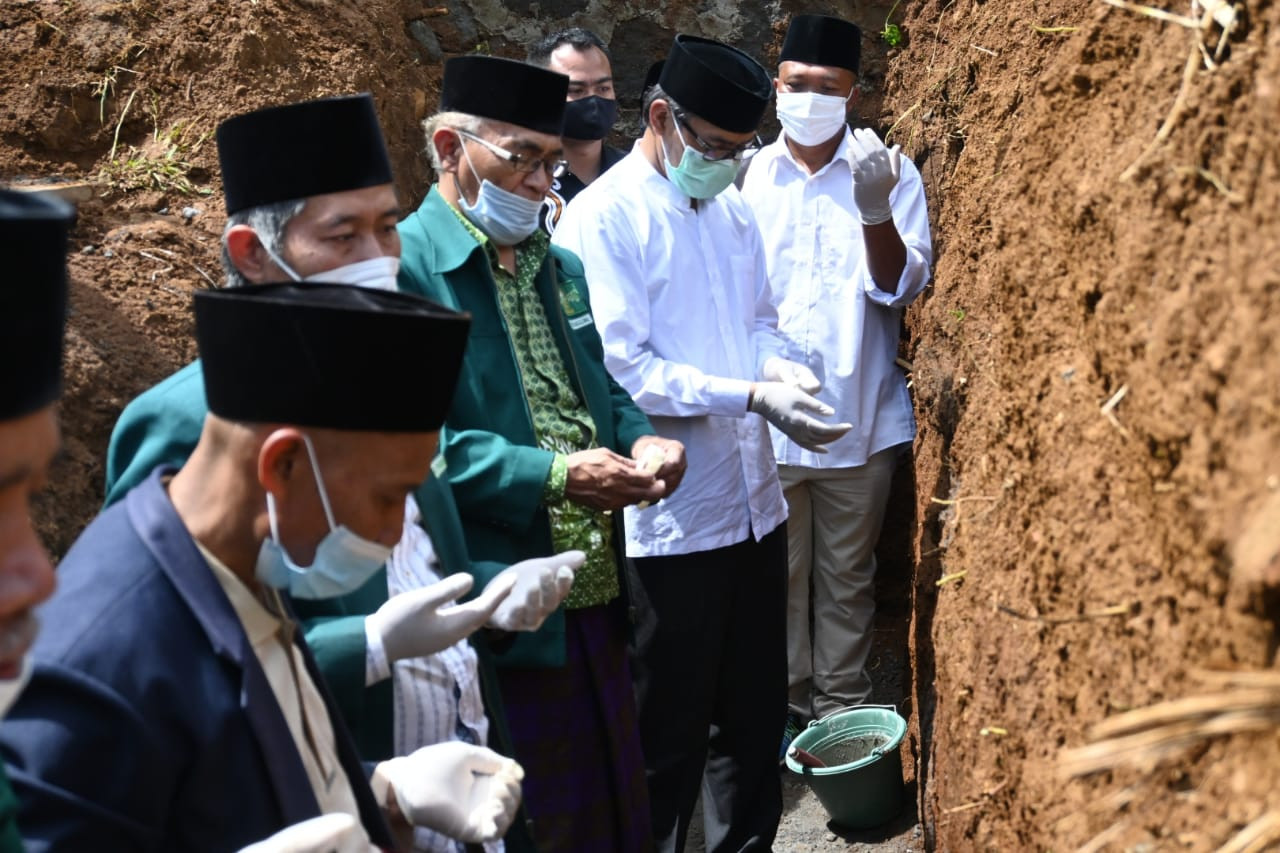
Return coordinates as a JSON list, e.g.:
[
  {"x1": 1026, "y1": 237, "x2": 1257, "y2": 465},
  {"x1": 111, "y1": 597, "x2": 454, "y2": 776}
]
[
  {"x1": 749, "y1": 382, "x2": 853, "y2": 453},
  {"x1": 849, "y1": 127, "x2": 902, "y2": 226},
  {"x1": 237, "y1": 814, "x2": 372, "y2": 853},
  {"x1": 487, "y1": 550, "x2": 584, "y2": 632},
  {"x1": 761, "y1": 356, "x2": 821, "y2": 394},
  {"x1": 375, "y1": 742, "x2": 524, "y2": 843},
  {"x1": 367, "y1": 571, "x2": 516, "y2": 663}
]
